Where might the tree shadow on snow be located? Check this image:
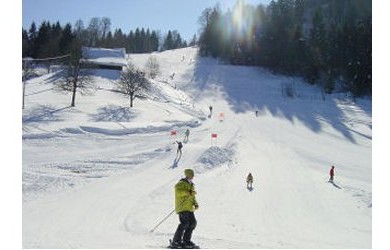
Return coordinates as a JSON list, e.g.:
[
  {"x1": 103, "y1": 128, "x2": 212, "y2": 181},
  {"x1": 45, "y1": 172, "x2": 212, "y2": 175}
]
[
  {"x1": 191, "y1": 57, "x2": 372, "y2": 144},
  {"x1": 90, "y1": 105, "x2": 137, "y2": 122},
  {"x1": 22, "y1": 104, "x2": 70, "y2": 123}
]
